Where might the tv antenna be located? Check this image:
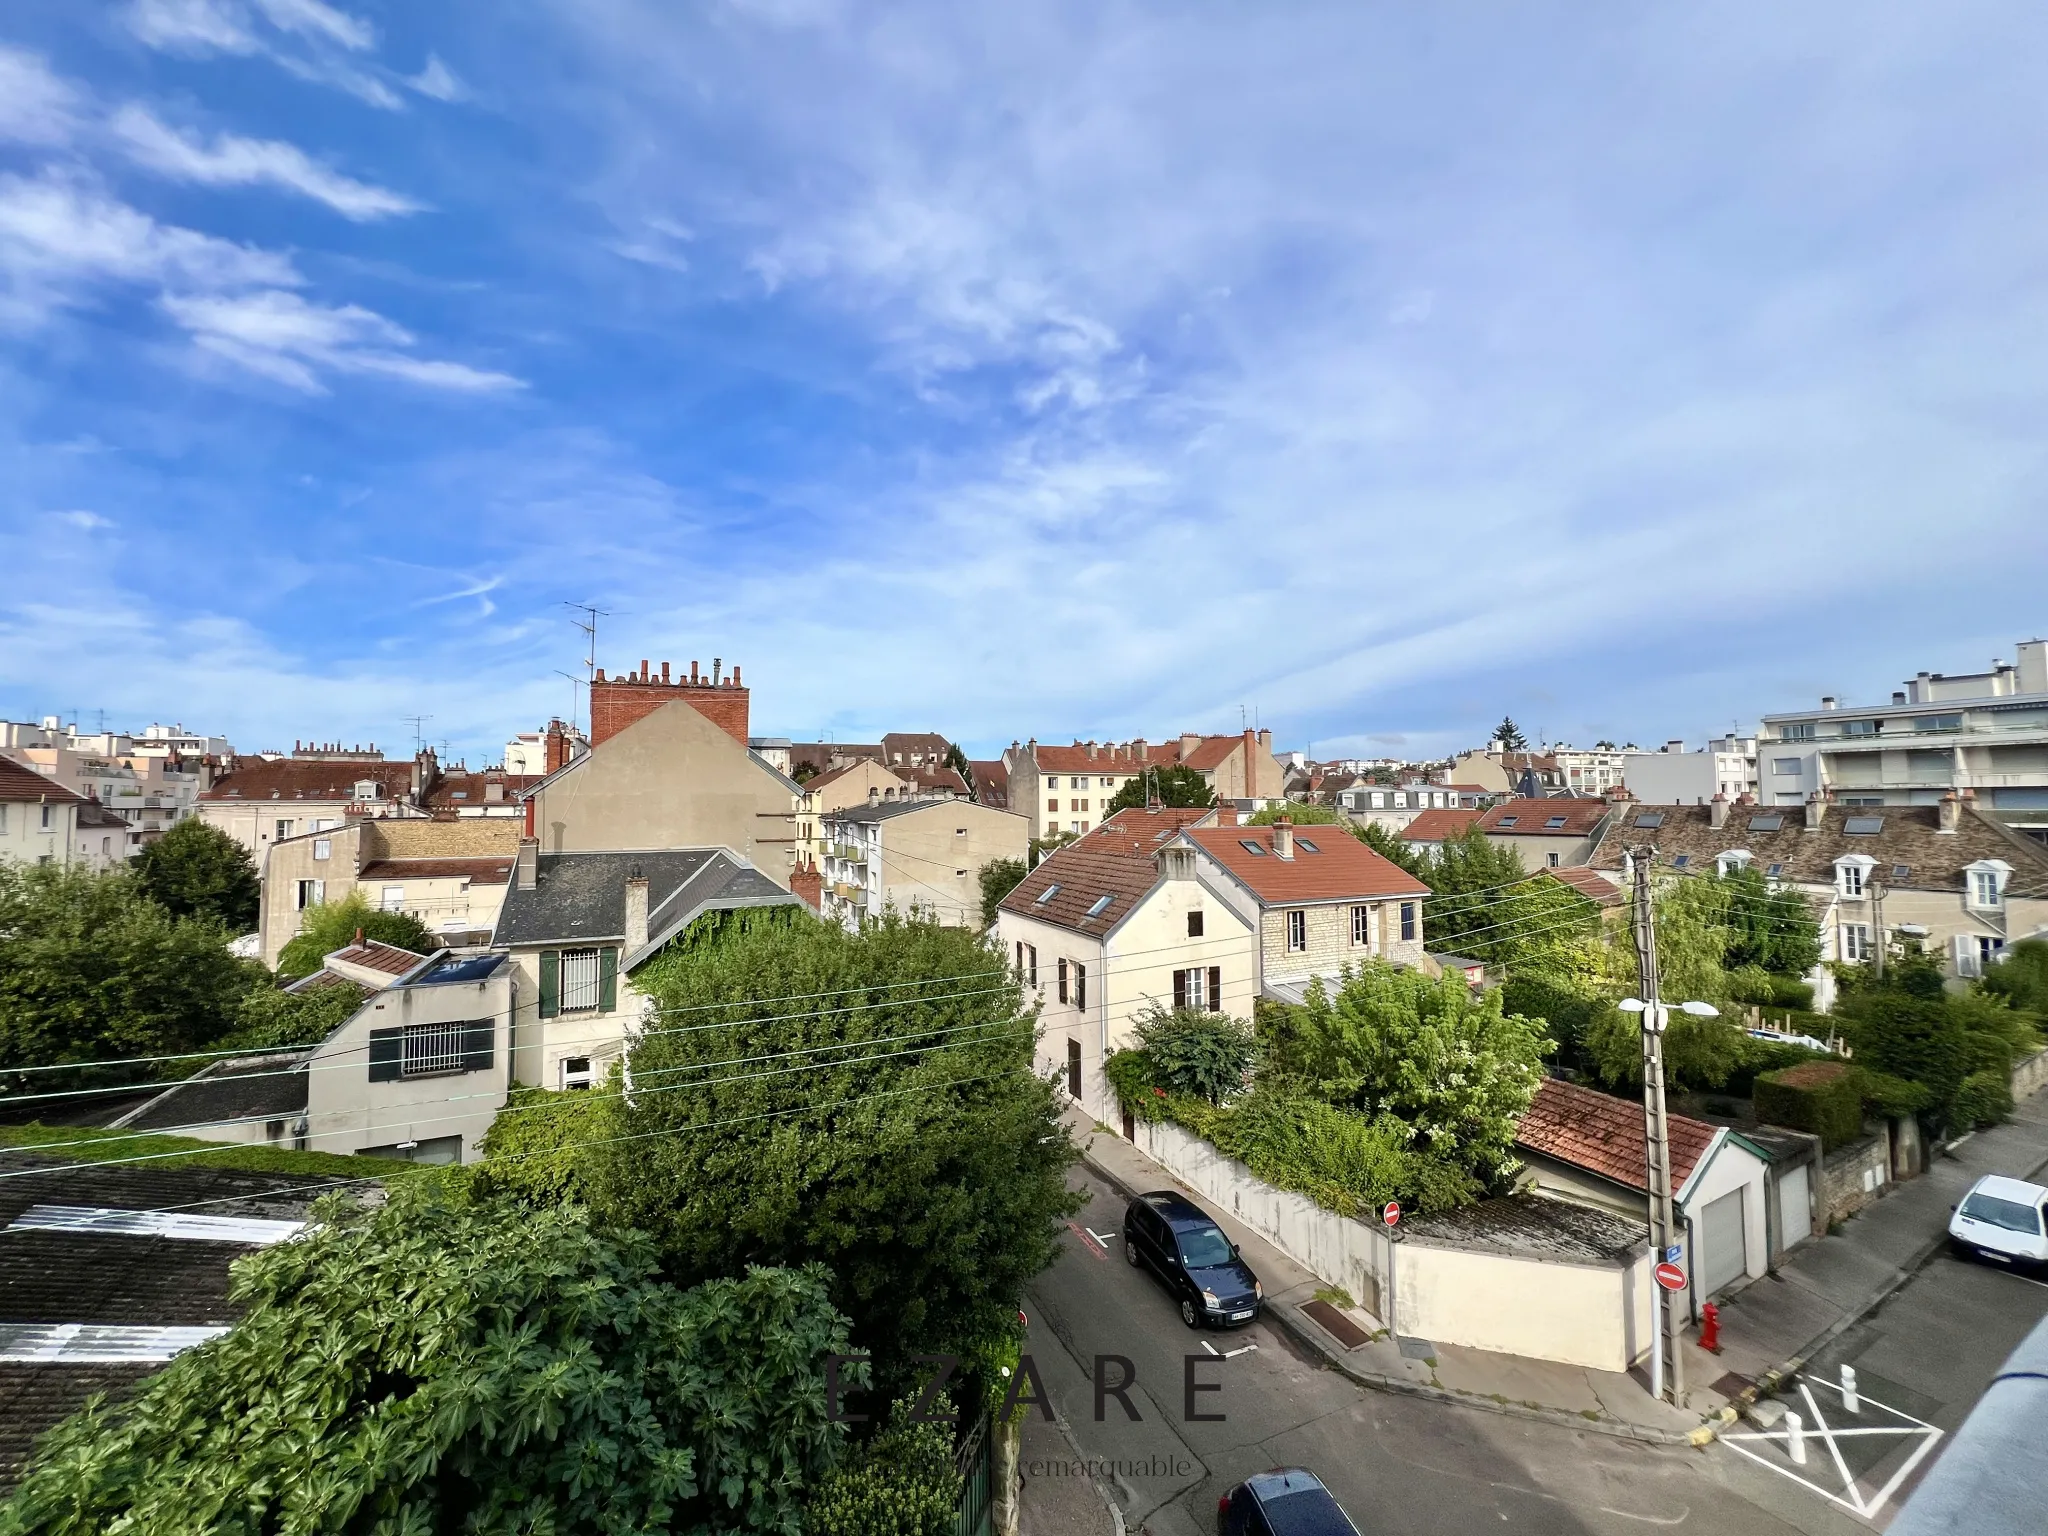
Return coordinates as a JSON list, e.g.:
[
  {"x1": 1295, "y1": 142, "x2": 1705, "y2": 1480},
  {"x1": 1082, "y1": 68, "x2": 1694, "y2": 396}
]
[
  {"x1": 403, "y1": 715, "x2": 434, "y2": 754},
  {"x1": 553, "y1": 671, "x2": 585, "y2": 735},
  {"x1": 563, "y1": 602, "x2": 613, "y2": 688}
]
